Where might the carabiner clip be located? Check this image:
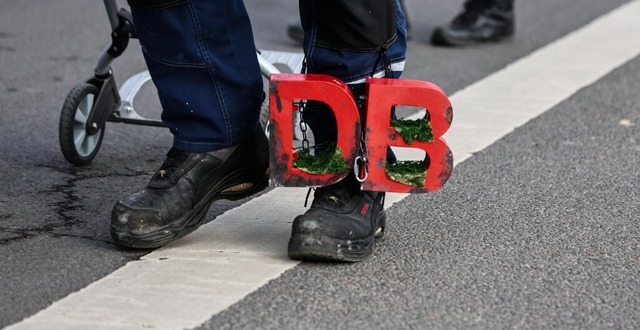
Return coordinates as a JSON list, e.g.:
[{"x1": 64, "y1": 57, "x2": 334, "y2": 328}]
[{"x1": 354, "y1": 156, "x2": 368, "y2": 183}]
